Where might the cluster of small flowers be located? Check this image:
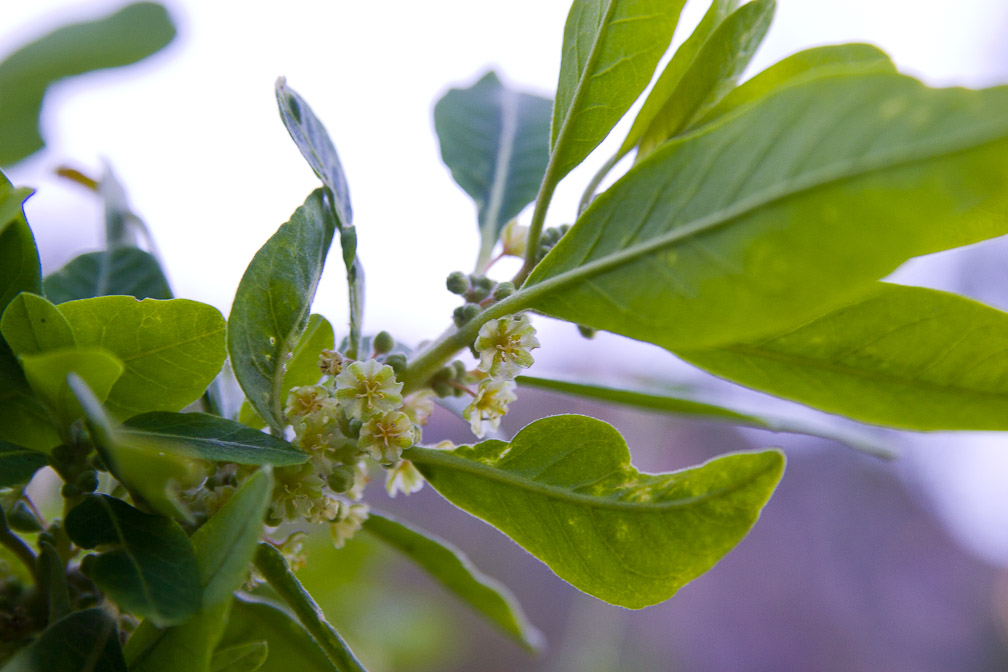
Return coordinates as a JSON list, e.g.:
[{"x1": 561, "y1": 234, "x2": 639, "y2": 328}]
[
  {"x1": 275, "y1": 348, "x2": 431, "y2": 548},
  {"x1": 463, "y1": 313, "x2": 539, "y2": 438}
]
